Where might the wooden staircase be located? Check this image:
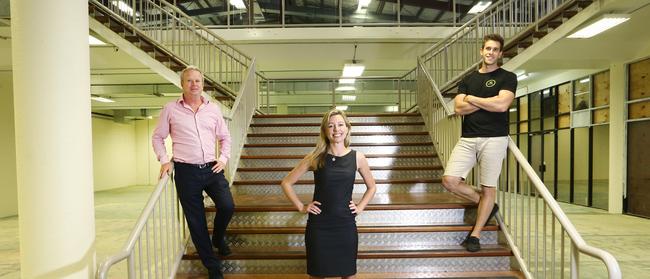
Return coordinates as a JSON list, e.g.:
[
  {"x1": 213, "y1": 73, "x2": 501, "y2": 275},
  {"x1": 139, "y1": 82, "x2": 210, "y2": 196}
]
[
  {"x1": 442, "y1": 0, "x2": 594, "y2": 97},
  {"x1": 176, "y1": 113, "x2": 523, "y2": 278},
  {"x1": 87, "y1": 2, "x2": 235, "y2": 106}
]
